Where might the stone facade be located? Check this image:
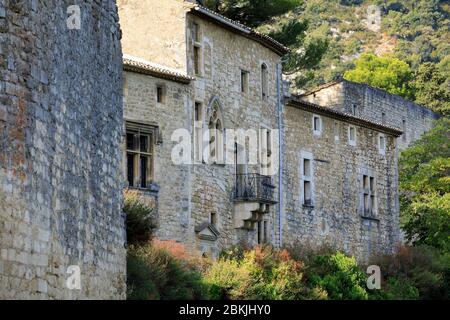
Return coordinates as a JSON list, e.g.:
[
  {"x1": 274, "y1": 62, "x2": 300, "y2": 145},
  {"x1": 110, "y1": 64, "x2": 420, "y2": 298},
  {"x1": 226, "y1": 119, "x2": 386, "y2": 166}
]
[
  {"x1": 282, "y1": 99, "x2": 402, "y2": 261},
  {"x1": 300, "y1": 80, "x2": 440, "y2": 150},
  {"x1": 0, "y1": 1, "x2": 126, "y2": 299},
  {"x1": 119, "y1": 0, "x2": 286, "y2": 257},
  {"x1": 119, "y1": 0, "x2": 407, "y2": 261}
]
